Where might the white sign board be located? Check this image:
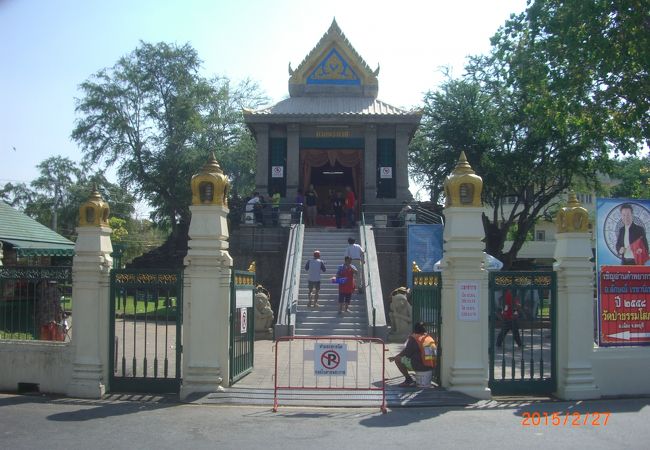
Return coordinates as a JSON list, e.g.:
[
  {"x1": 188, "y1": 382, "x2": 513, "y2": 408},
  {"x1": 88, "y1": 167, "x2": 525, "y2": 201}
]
[
  {"x1": 236, "y1": 289, "x2": 253, "y2": 309},
  {"x1": 314, "y1": 343, "x2": 347, "y2": 376},
  {"x1": 380, "y1": 166, "x2": 393, "y2": 179},
  {"x1": 457, "y1": 280, "x2": 480, "y2": 321},
  {"x1": 240, "y1": 308, "x2": 248, "y2": 333},
  {"x1": 271, "y1": 166, "x2": 284, "y2": 178}
]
